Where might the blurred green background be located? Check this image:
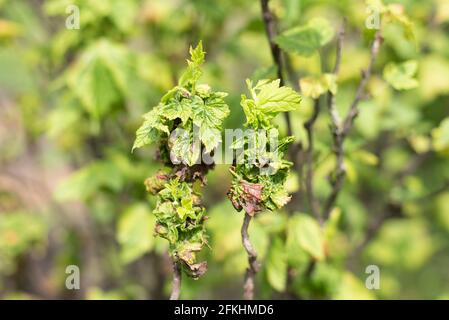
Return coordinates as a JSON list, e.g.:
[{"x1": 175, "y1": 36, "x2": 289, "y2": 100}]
[{"x1": 0, "y1": 0, "x2": 449, "y2": 299}]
